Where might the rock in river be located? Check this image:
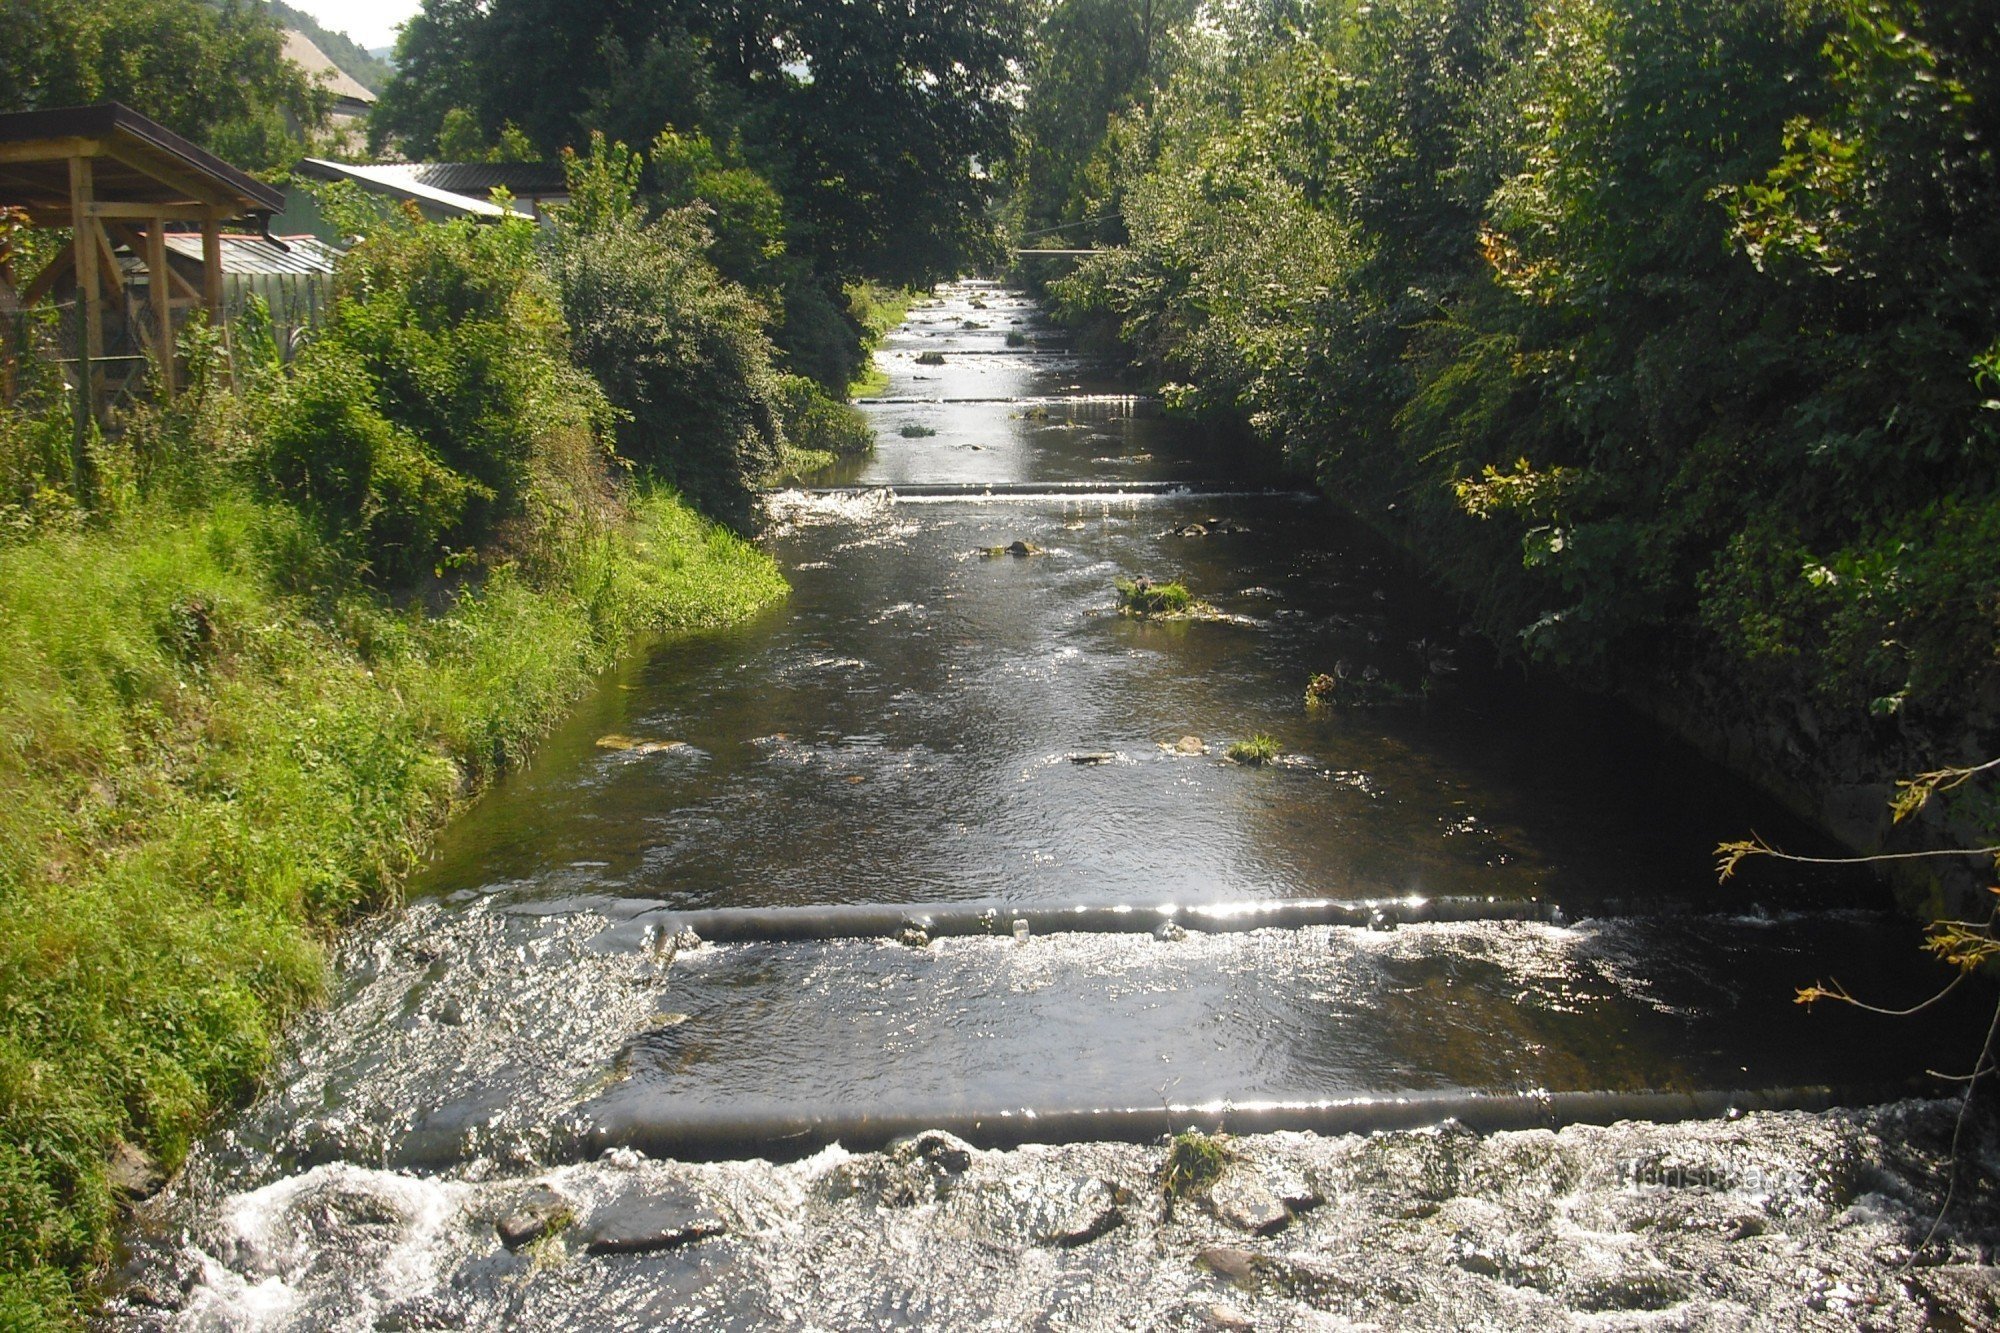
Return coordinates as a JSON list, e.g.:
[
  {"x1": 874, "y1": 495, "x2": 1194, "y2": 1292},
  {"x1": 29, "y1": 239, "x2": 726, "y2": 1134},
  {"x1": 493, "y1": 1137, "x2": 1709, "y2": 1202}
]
[
  {"x1": 578, "y1": 1183, "x2": 726, "y2": 1255},
  {"x1": 1210, "y1": 1175, "x2": 1291, "y2": 1235}
]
